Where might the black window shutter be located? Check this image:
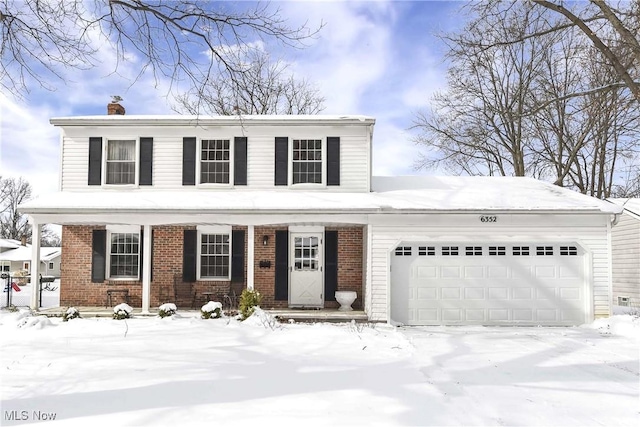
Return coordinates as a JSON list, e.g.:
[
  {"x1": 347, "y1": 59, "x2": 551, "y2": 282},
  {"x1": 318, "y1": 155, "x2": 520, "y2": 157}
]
[
  {"x1": 274, "y1": 137, "x2": 288, "y2": 186},
  {"x1": 234, "y1": 137, "x2": 248, "y2": 186},
  {"x1": 327, "y1": 137, "x2": 340, "y2": 186},
  {"x1": 91, "y1": 230, "x2": 106, "y2": 282},
  {"x1": 88, "y1": 137, "x2": 102, "y2": 186},
  {"x1": 139, "y1": 137, "x2": 153, "y2": 185},
  {"x1": 274, "y1": 230, "x2": 289, "y2": 300},
  {"x1": 183, "y1": 229, "x2": 197, "y2": 282},
  {"x1": 182, "y1": 137, "x2": 196, "y2": 185},
  {"x1": 324, "y1": 230, "x2": 338, "y2": 301},
  {"x1": 139, "y1": 229, "x2": 144, "y2": 280},
  {"x1": 231, "y1": 229, "x2": 245, "y2": 281}
]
